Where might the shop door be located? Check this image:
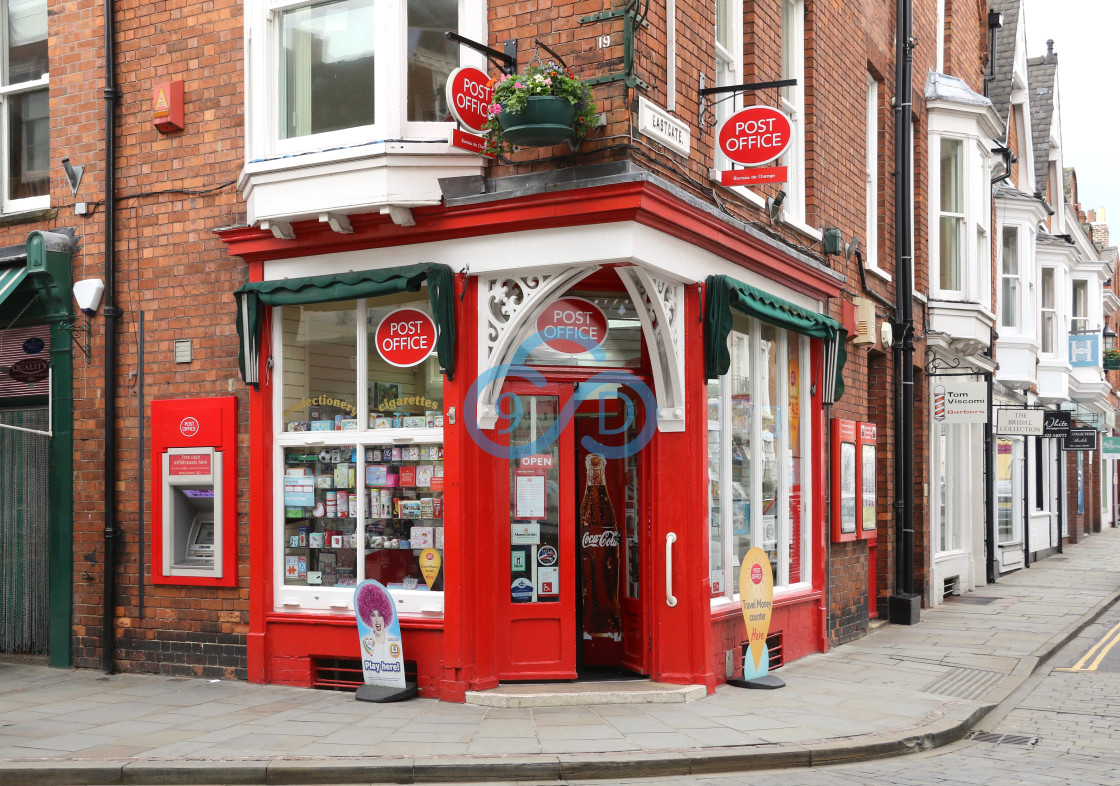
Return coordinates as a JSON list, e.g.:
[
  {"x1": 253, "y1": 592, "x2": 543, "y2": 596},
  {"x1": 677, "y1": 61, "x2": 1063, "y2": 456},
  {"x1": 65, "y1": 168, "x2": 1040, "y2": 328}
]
[
  {"x1": 0, "y1": 408, "x2": 50, "y2": 655},
  {"x1": 575, "y1": 385, "x2": 649, "y2": 675},
  {"x1": 496, "y1": 384, "x2": 578, "y2": 680}
]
